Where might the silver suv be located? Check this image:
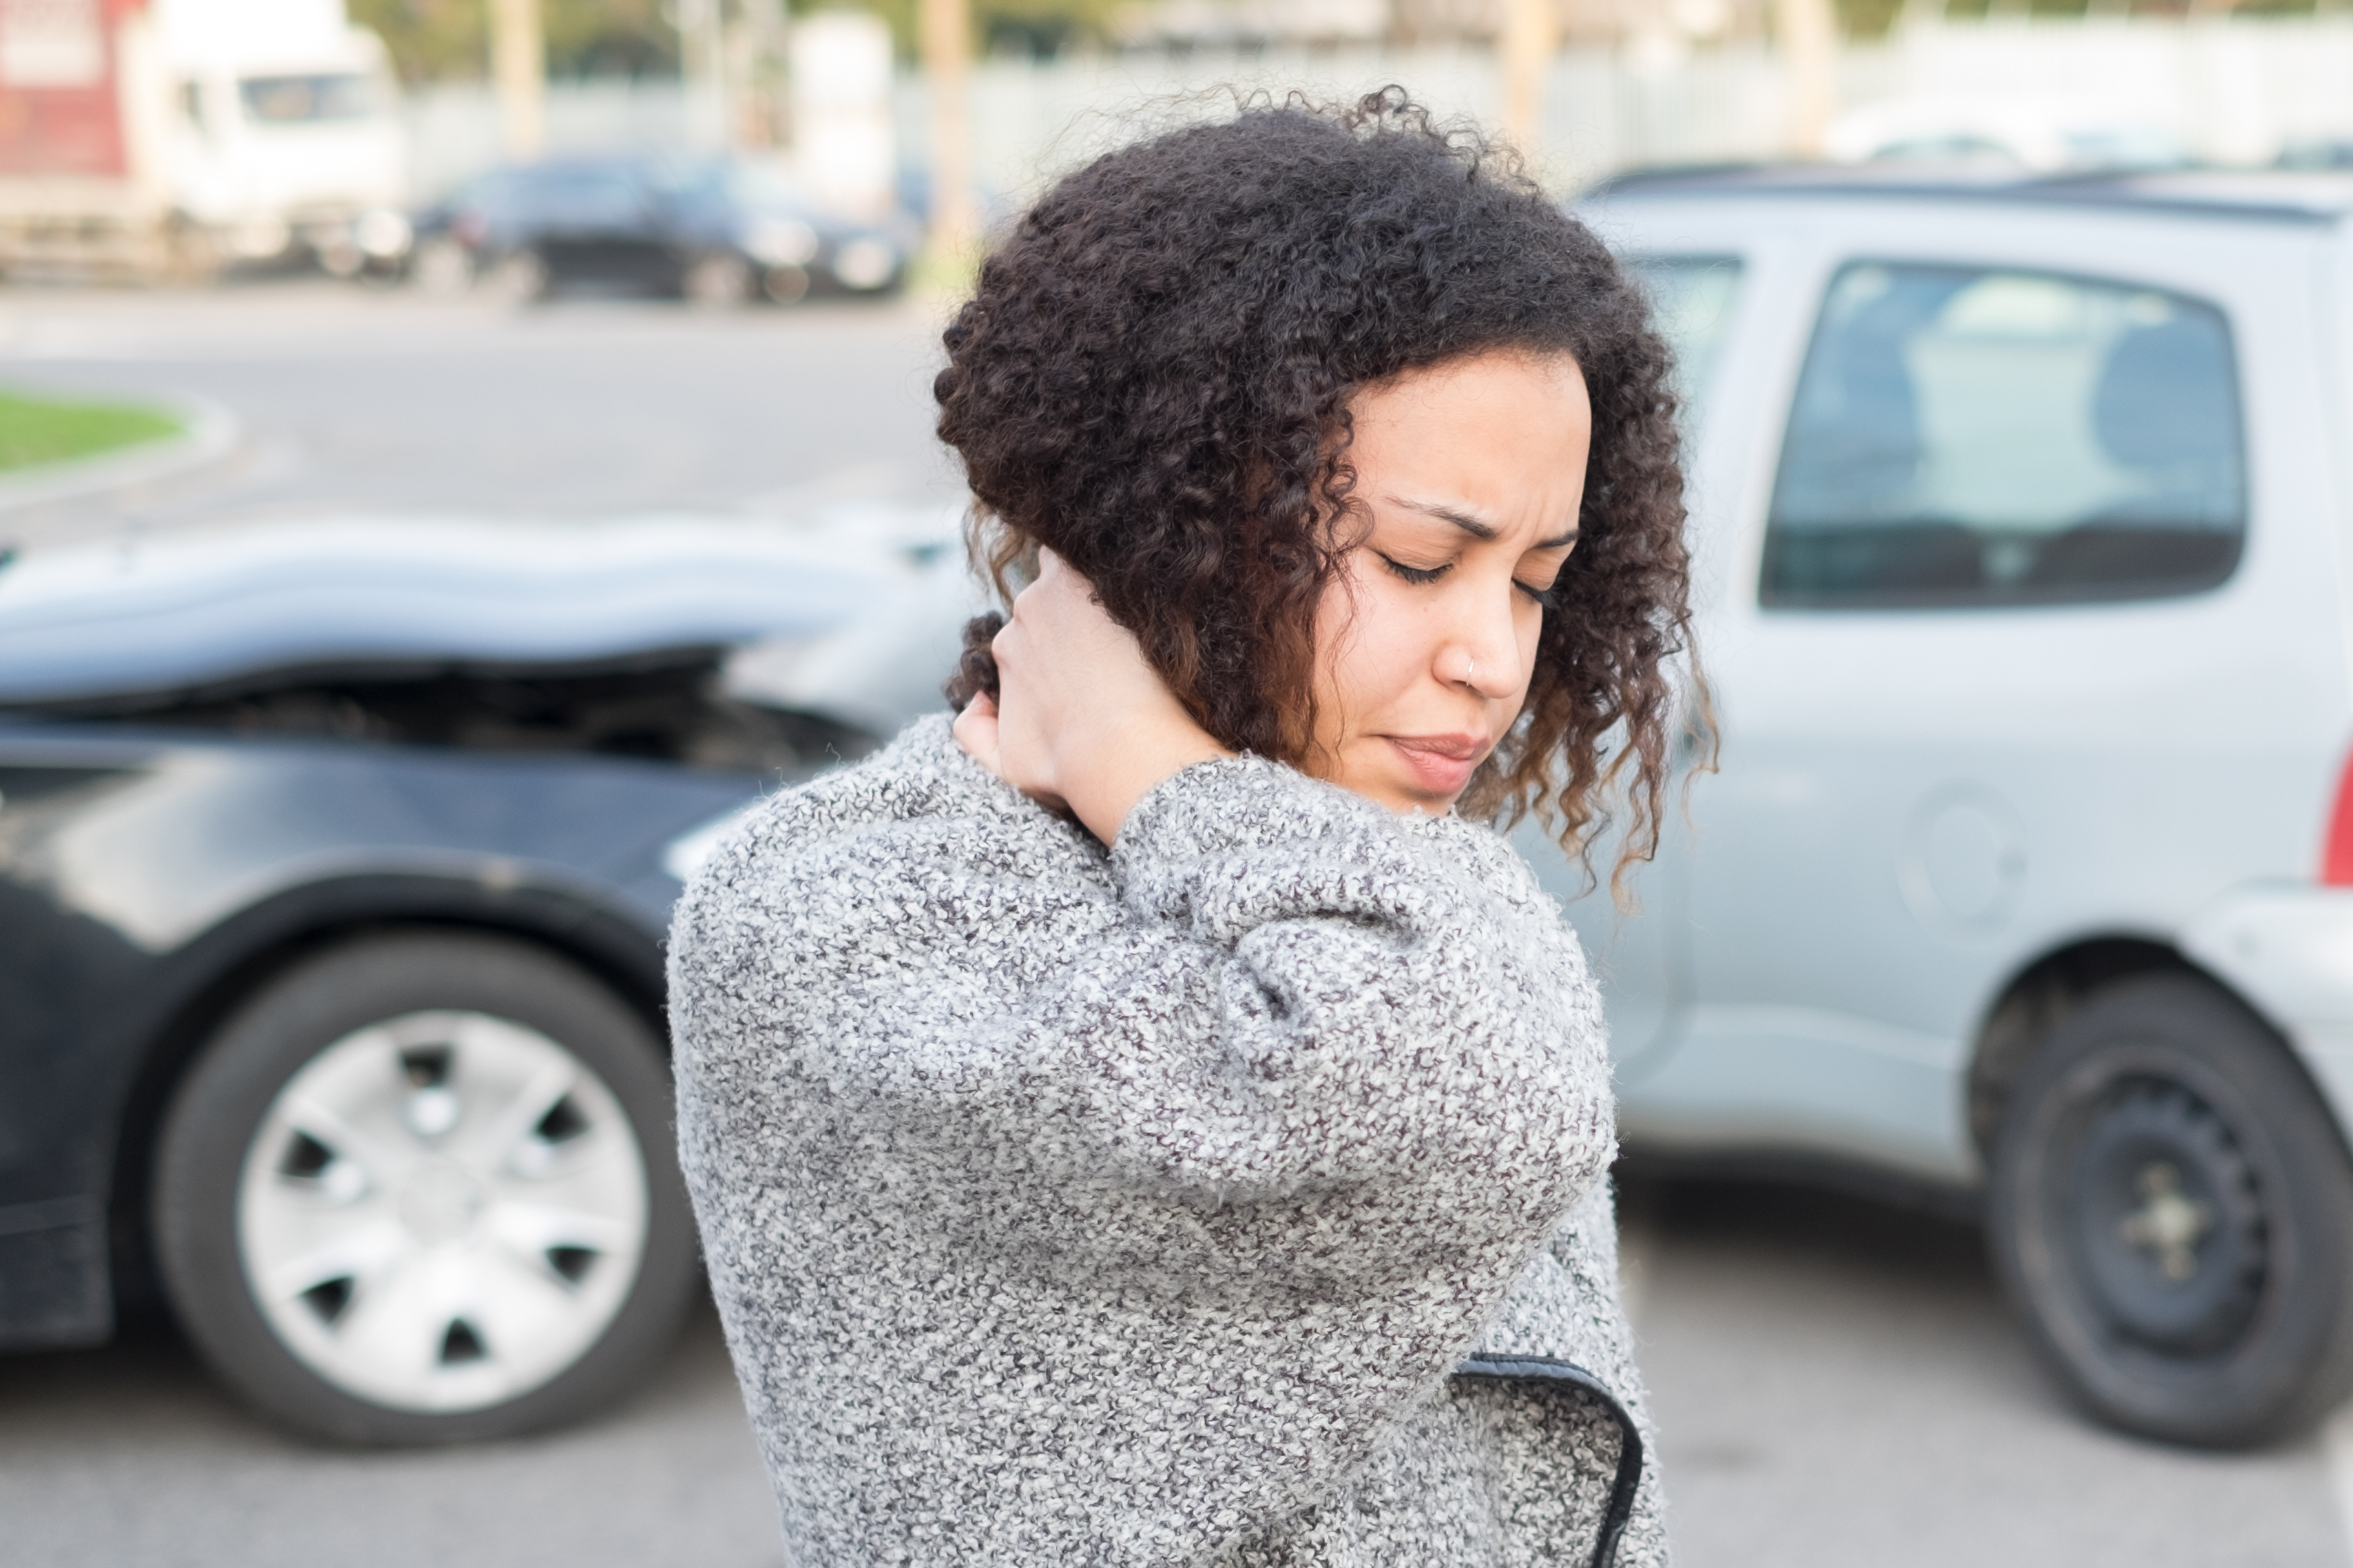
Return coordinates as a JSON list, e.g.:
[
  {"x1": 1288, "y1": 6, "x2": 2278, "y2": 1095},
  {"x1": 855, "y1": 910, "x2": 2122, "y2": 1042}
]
[{"x1": 1557, "y1": 167, "x2": 2353, "y2": 1448}]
